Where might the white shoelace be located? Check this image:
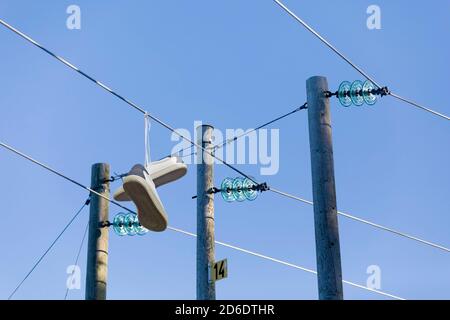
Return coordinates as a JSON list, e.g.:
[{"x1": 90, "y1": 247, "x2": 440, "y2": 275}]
[{"x1": 144, "y1": 112, "x2": 151, "y2": 168}]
